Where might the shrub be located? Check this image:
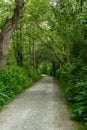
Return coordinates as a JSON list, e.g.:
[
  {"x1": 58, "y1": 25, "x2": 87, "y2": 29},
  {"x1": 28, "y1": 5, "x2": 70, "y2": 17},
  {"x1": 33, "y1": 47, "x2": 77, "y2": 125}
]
[
  {"x1": 56, "y1": 63, "x2": 87, "y2": 124},
  {"x1": 0, "y1": 65, "x2": 41, "y2": 109}
]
